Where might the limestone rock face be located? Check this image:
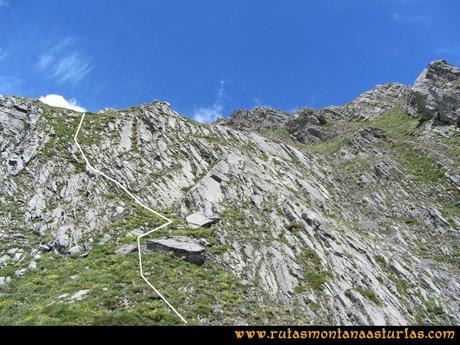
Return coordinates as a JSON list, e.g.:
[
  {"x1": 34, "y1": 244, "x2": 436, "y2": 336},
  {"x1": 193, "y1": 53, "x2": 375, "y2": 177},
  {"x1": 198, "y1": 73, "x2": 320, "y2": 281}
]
[
  {"x1": 407, "y1": 60, "x2": 460, "y2": 126},
  {"x1": 332, "y1": 83, "x2": 411, "y2": 120},
  {"x1": 0, "y1": 60, "x2": 459, "y2": 325},
  {"x1": 216, "y1": 106, "x2": 290, "y2": 132},
  {"x1": 217, "y1": 83, "x2": 411, "y2": 144},
  {"x1": 286, "y1": 108, "x2": 328, "y2": 144},
  {"x1": 346, "y1": 127, "x2": 387, "y2": 156}
]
